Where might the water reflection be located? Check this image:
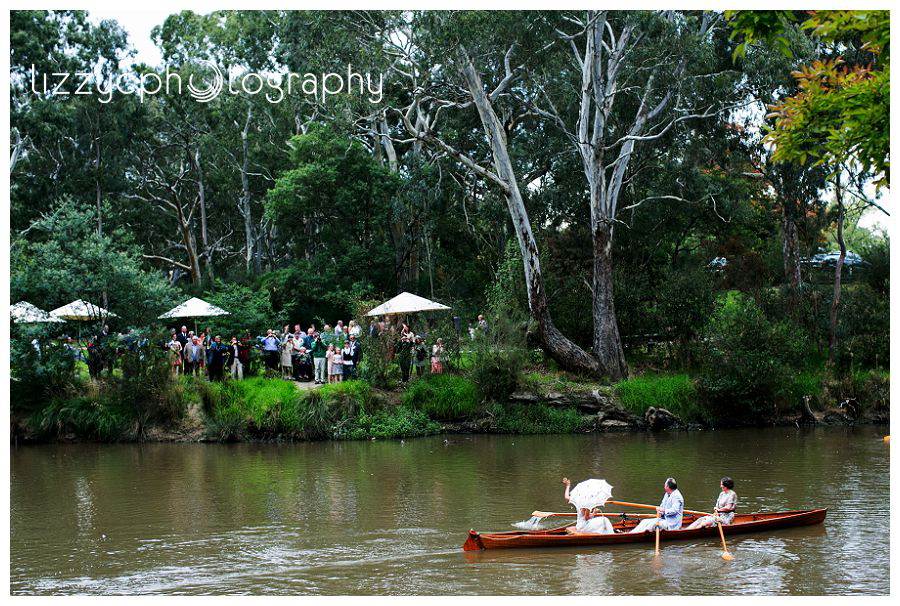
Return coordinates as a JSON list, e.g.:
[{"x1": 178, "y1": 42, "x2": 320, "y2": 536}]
[{"x1": 10, "y1": 426, "x2": 890, "y2": 595}]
